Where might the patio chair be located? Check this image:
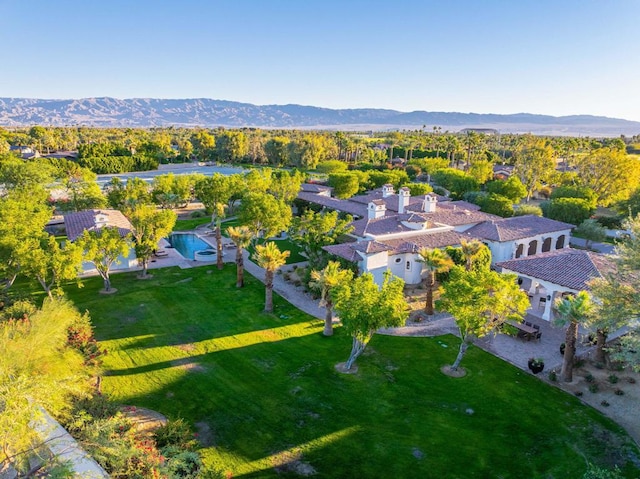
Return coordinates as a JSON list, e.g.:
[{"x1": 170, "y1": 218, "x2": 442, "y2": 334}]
[
  {"x1": 525, "y1": 321, "x2": 532, "y2": 327},
  {"x1": 534, "y1": 331, "x2": 542, "y2": 341},
  {"x1": 533, "y1": 324, "x2": 540, "y2": 331}
]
